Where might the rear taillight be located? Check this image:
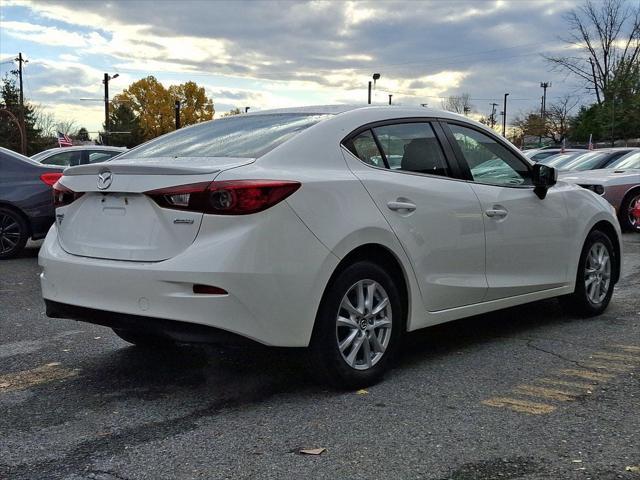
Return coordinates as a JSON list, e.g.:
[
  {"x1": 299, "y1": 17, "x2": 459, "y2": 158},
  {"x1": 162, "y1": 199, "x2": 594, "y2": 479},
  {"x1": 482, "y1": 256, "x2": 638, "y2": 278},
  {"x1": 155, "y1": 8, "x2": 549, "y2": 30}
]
[
  {"x1": 40, "y1": 172, "x2": 63, "y2": 186},
  {"x1": 53, "y1": 181, "x2": 84, "y2": 208},
  {"x1": 145, "y1": 180, "x2": 301, "y2": 215}
]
